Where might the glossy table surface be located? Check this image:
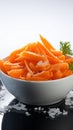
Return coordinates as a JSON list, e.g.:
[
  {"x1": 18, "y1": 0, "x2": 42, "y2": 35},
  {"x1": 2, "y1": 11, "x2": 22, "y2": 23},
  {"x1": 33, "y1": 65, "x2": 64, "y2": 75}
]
[
  {"x1": 0, "y1": 81, "x2": 73, "y2": 130},
  {"x1": 1, "y1": 98, "x2": 73, "y2": 130}
]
